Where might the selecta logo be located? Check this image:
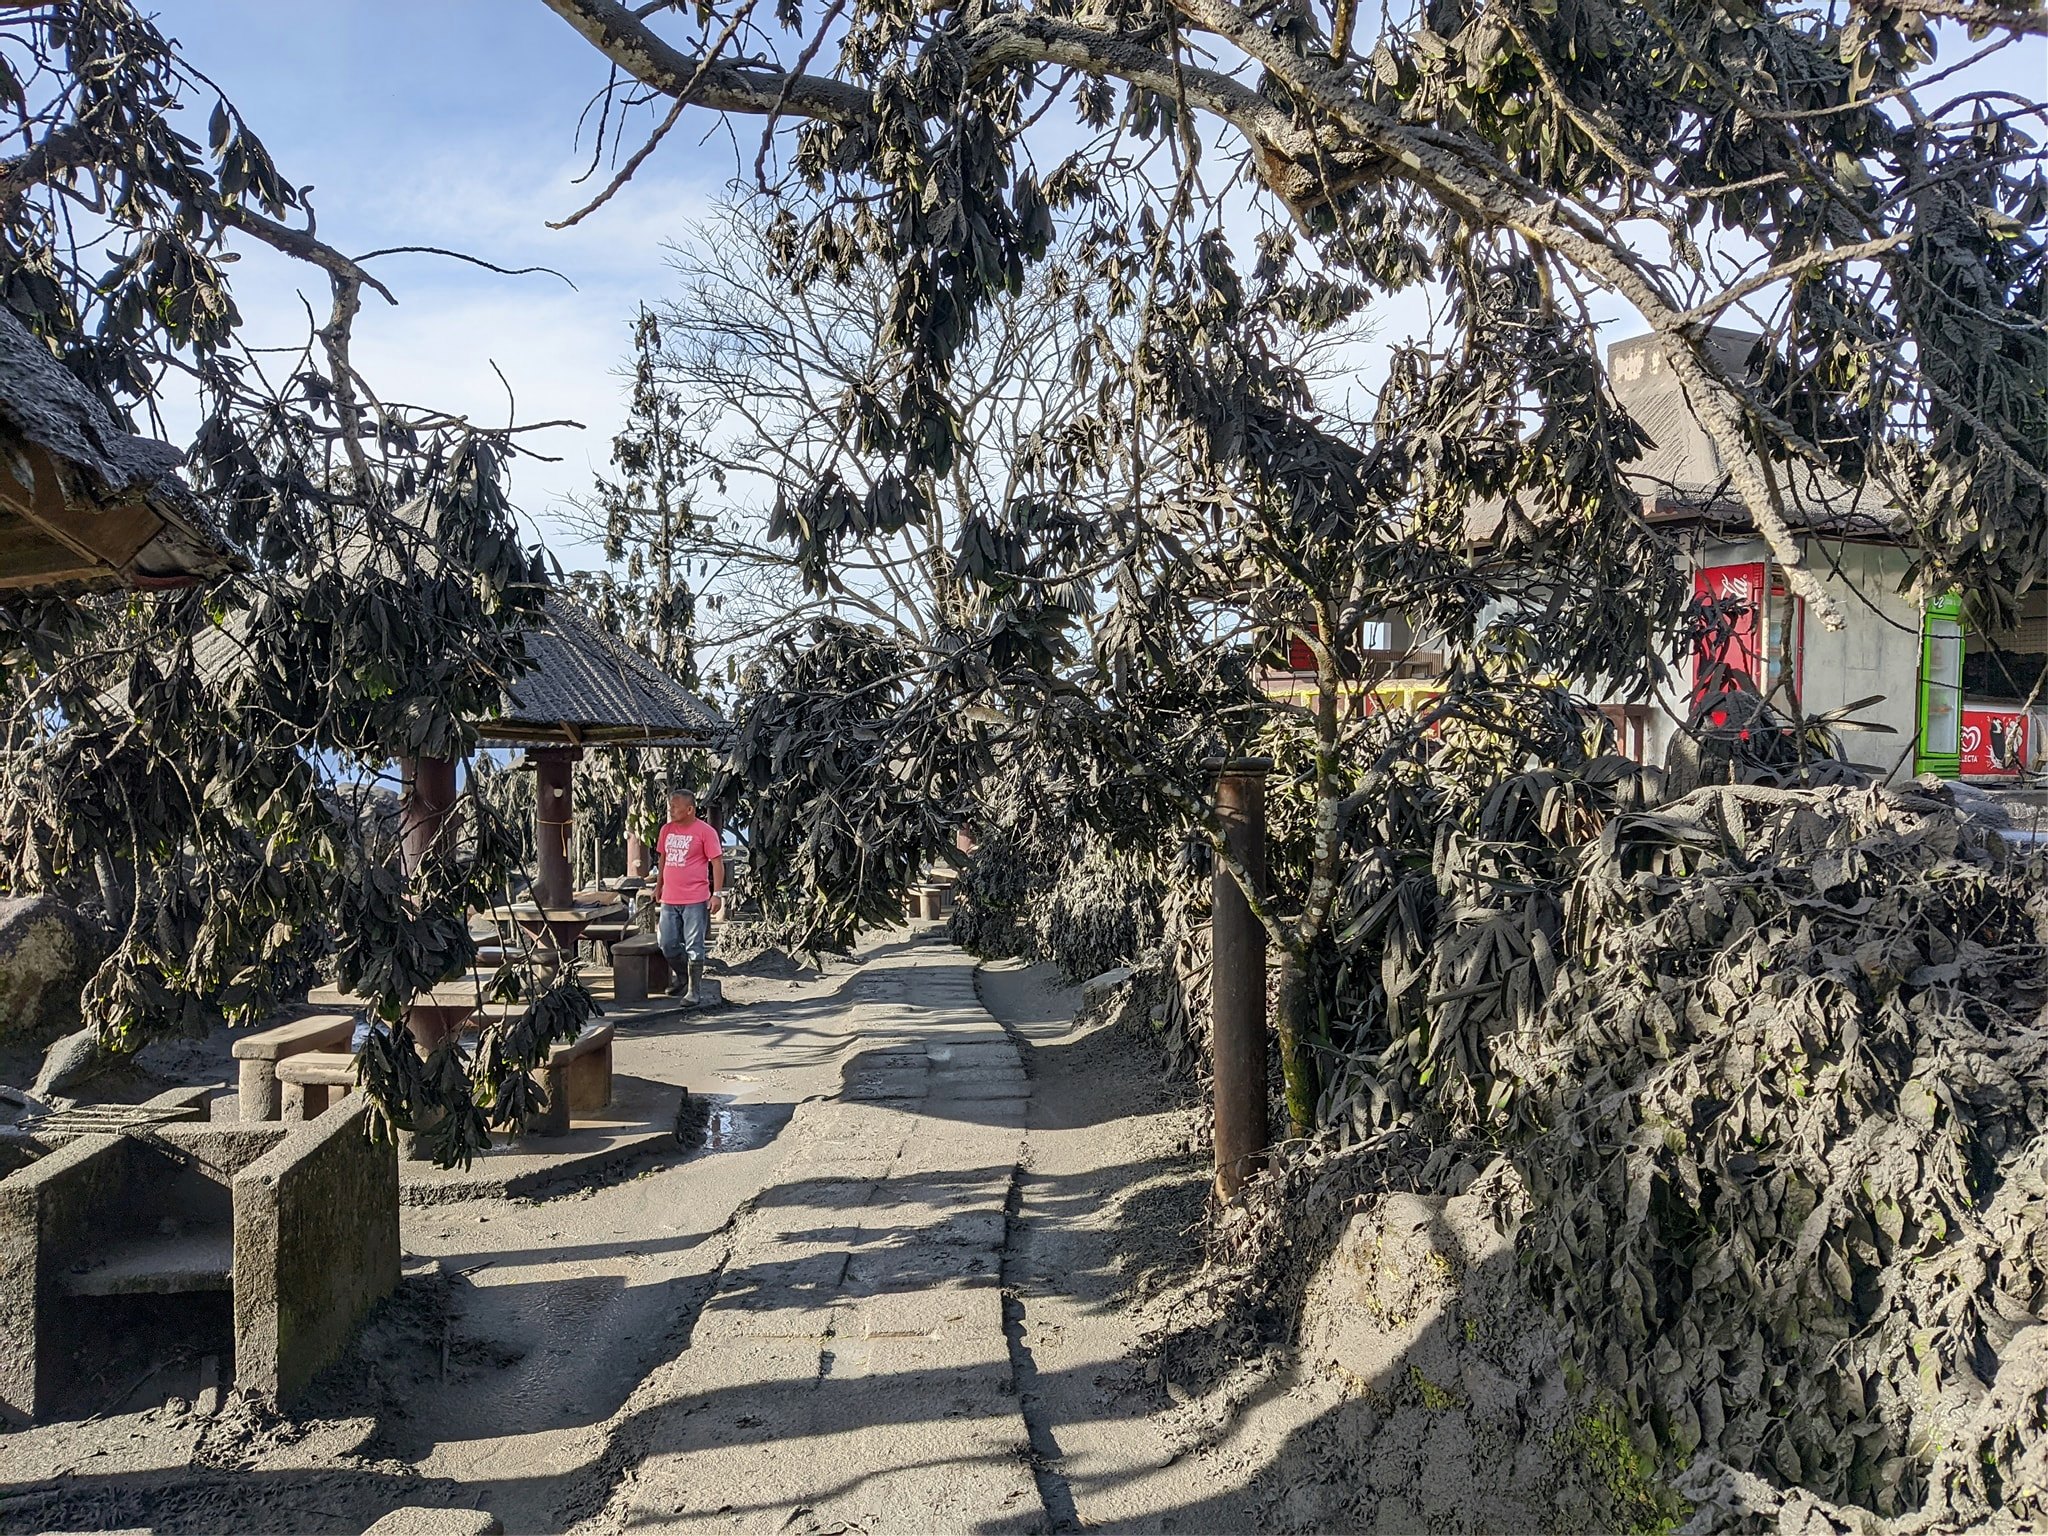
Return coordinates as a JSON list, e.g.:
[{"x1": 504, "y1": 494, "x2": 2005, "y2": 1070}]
[{"x1": 1961, "y1": 708, "x2": 2028, "y2": 776}]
